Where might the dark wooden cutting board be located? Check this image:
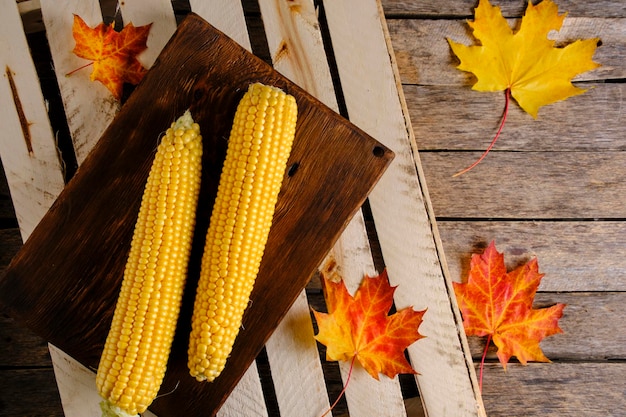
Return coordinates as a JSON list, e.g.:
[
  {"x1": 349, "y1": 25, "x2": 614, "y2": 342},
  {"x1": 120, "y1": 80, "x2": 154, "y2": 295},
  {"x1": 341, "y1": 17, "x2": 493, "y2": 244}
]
[{"x1": 0, "y1": 13, "x2": 393, "y2": 416}]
